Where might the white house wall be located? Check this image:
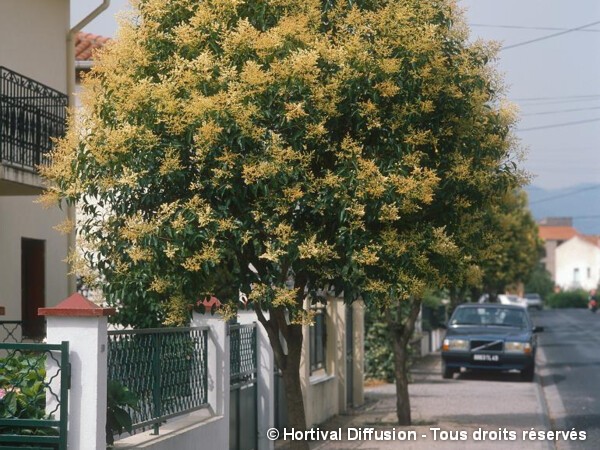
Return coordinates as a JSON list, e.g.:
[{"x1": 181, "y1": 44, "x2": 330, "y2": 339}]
[
  {"x1": 0, "y1": 197, "x2": 69, "y2": 318},
  {"x1": 555, "y1": 237, "x2": 600, "y2": 291},
  {"x1": 0, "y1": 0, "x2": 69, "y2": 93},
  {"x1": 301, "y1": 296, "x2": 365, "y2": 428}
]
